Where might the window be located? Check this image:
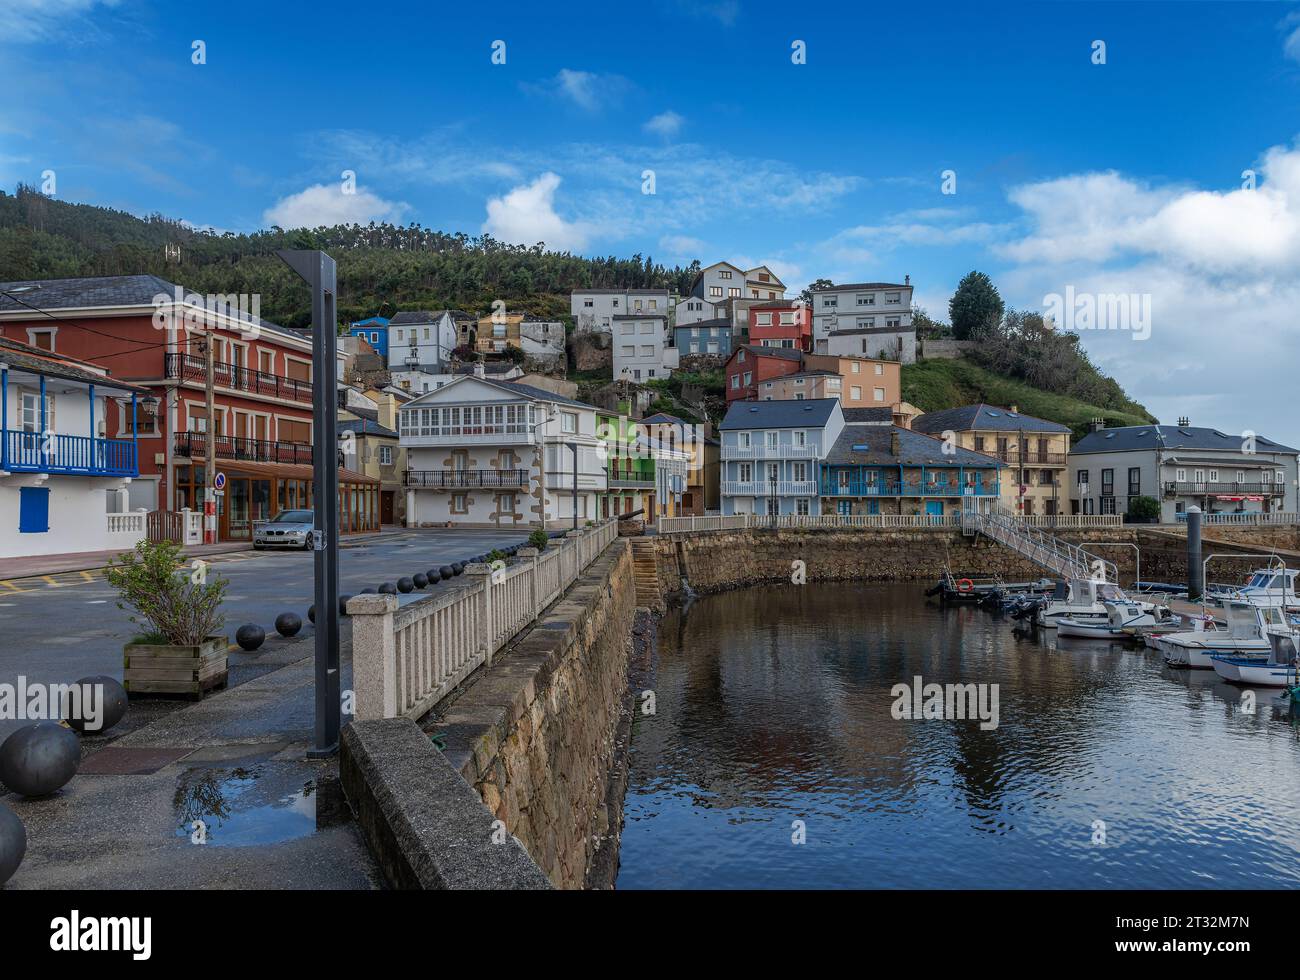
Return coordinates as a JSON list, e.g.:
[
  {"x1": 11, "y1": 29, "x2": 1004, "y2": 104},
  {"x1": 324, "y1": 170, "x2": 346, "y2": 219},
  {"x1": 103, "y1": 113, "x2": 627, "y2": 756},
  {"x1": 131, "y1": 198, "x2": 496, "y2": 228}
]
[
  {"x1": 451, "y1": 494, "x2": 468, "y2": 514},
  {"x1": 370, "y1": 332, "x2": 379, "y2": 343},
  {"x1": 779, "y1": 312, "x2": 794, "y2": 325},
  {"x1": 1100, "y1": 496, "x2": 1117, "y2": 515},
  {"x1": 719, "y1": 270, "x2": 732, "y2": 279},
  {"x1": 728, "y1": 288, "x2": 740, "y2": 298},
  {"x1": 638, "y1": 322, "x2": 653, "y2": 334},
  {"x1": 1128, "y1": 467, "x2": 1140, "y2": 495},
  {"x1": 856, "y1": 318, "x2": 875, "y2": 329},
  {"x1": 1236, "y1": 470, "x2": 1245, "y2": 483},
  {"x1": 1276, "y1": 470, "x2": 1285, "y2": 484},
  {"x1": 822, "y1": 296, "x2": 838, "y2": 308},
  {"x1": 27, "y1": 329, "x2": 55, "y2": 351},
  {"x1": 1101, "y1": 468, "x2": 1114, "y2": 494},
  {"x1": 792, "y1": 461, "x2": 807, "y2": 481},
  {"x1": 886, "y1": 317, "x2": 901, "y2": 328},
  {"x1": 730, "y1": 374, "x2": 740, "y2": 389},
  {"x1": 974, "y1": 436, "x2": 985, "y2": 451},
  {"x1": 874, "y1": 387, "x2": 885, "y2": 402},
  {"x1": 19, "y1": 390, "x2": 55, "y2": 433},
  {"x1": 857, "y1": 294, "x2": 874, "y2": 306},
  {"x1": 765, "y1": 431, "x2": 778, "y2": 448},
  {"x1": 885, "y1": 292, "x2": 900, "y2": 303},
  {"x1": 379, "y1": 445, "x2": 394, "y2": 466},
  {"x1": 1176, "y1": 468, "x2": 1186, "y2": 482},
  {"x1": 794, "y1": 431, "x2": 807, "y2": 447},
  {"x1": 851, "y1": 386, "x2": 862, "y2": 400},
  {"x1": 756, "y1": 313, "x2": 772, "y2": 326},
  {"x1": 621, "y1": 346, "x2": 635, "y2": 357},
  {"x1": 739, "y1": 462, "x2": 752, "y2": 481},
  {"x1": 620, "y1": 323, "x2": 634, "y2": 335},
  {"x1": 395, "y1": 329, "x2": 403, "y2": 341},
  {"x1": 1077, "y1": 469, "x2": 1089, "y2": 487},
  {"x1": 796, "y1": 498, "x2": 810, "y2": 515},
  {"x1": 561, "y1": 411, "x2": 577, "y2": 434},
  {"x1": 1208, "y1": 469, "x2": 1219, "y2": 482},
  {"x1": 743, "y1": 372, "x2": 752, "y2": 385},
  {"x1": 850, "y1": 361, "x2": 861, "y2": 373},
  {"x1": 709, "y1": 286, "x2": 723, "y2": 297},
  {"x1": 639, "y1": 345, "x2": 654, "y2": 357},
  {"x1": 739, "y1": 432, "x2": 751, "y2": 448},
  {"x1": 874, "y1": 363, "x2": 883, "y2": 375},
  {"x1": 583, "y1": 298, "x2": 593, "y2": 307}
]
